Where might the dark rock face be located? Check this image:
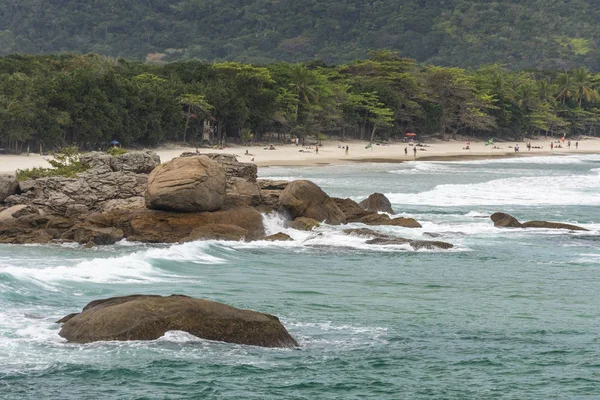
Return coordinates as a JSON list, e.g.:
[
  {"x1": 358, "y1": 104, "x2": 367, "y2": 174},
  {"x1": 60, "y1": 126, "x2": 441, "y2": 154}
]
[
  {"x1": 57, "y1": 294, "x2": 299, "y2": 348},
  {"x1": 263, "y1": 232, "x2": 293, "y2": 241},
  {"x1": 359, "y1": 193, "x2": 394, "y2": 214},
  {"x1": 491, "y1": 212, "x2": 588, "y2": 231},
  {"x1": 145, "y1": 156, "x2": 226, "y2": 212},
  {"x1": 521, "y1": 221, "x2": 588, "y2": 231},
  {"x1": 0, "y1": 174, "x2": 18, "y2": 203},
  {"x1": 490, "y1": 212, "x2": 523, "y2": 228},
  {"x1": 287, "y1": 217, "x2": 321, "y2": 231},
  {"x1": 279, "y1": 180, "x2": 346, "y2": 224},
  {"x1": 333, "y1": 197, "x2": 422, "y2": 228},
  {"x1": 72, "y1": 226, "x2": 124, "y2": 246},
  {"x1": 257, "y1": 179, "x2": 289, "y2": 208},
  {"x1": 365, "y1": 237, "x2": 453, "y2": 250},
  {"x1": 88, "y1": 206, "x2": 265, "y2": 243}
]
